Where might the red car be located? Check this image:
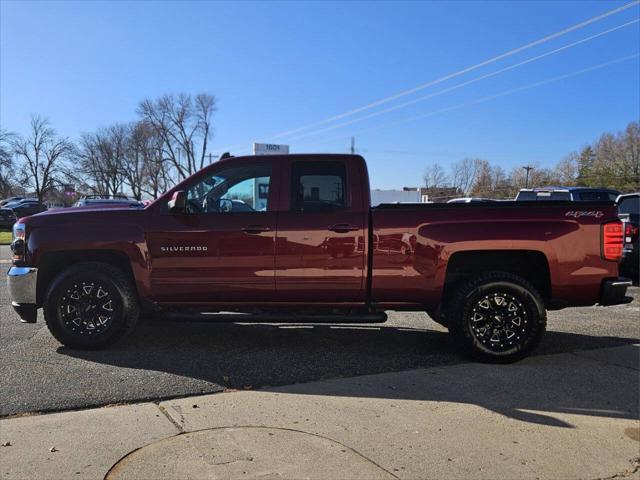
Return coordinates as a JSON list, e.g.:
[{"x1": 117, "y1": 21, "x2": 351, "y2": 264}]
[{"x1": 7, "y1": 154, "x2": 631, "y2": 362}]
